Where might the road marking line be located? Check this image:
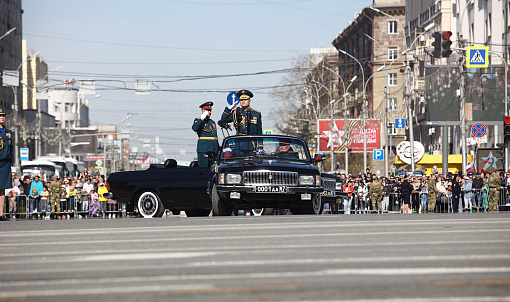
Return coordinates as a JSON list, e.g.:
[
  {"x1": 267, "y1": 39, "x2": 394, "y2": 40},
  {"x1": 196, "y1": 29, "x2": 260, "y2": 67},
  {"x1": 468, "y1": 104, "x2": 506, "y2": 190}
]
[
  {"x1": 1, "y1": 229, "x2": 508, "y2": 247},
  {"x1": 0, "y1": 218, "x2": 508, "y2": 237},
  {"x1": 1, "y1": 267, "x2": 509, "y2": 287}
]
